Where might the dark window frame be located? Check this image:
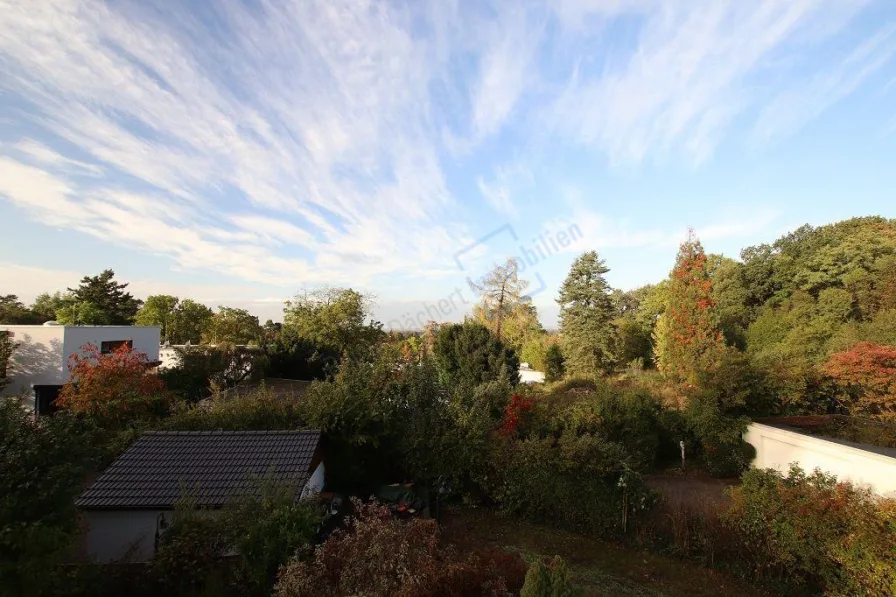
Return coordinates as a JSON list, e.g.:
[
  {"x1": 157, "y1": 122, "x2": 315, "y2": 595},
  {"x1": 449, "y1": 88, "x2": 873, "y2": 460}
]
[{"x1": 100, "y1": 339, "x2": 133, "y2": 355}]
